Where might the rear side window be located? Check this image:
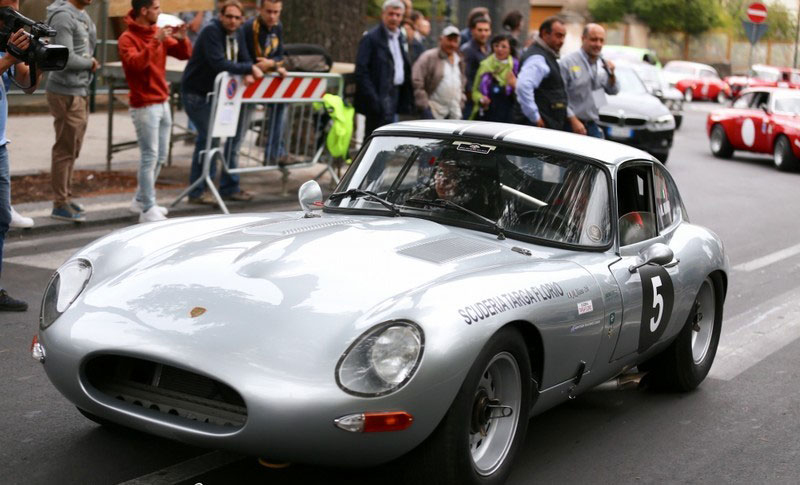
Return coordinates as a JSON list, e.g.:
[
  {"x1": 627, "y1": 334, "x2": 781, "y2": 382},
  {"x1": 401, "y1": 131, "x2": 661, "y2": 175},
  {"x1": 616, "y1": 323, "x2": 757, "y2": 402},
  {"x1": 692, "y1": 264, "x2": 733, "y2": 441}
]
[
  {"x1": 733, "y1": 93, "x2": 753, "y2": 109},
  {"x1": 654, "y1": 166, "x2": 682, "y2": 230}
]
